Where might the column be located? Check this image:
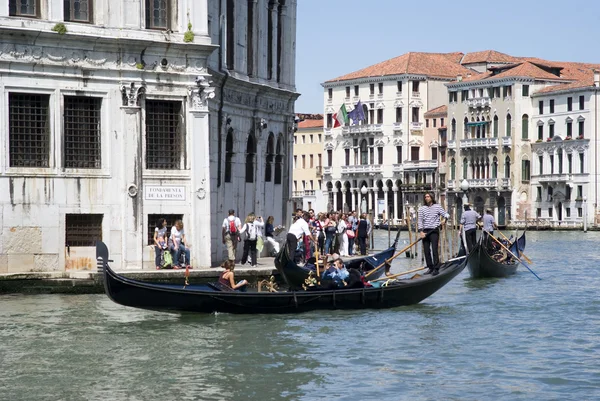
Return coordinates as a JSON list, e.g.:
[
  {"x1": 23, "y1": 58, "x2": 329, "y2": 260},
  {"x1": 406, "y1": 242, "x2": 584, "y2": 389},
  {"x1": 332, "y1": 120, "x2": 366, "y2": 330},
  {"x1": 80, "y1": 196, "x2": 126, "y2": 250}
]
[
  {"x1": 332, "y1": 187, "x2": 338, "y2": 211},
  {"x1": 393, "y1": 188, "x2": 399, "y2": 222},
  {"x1": 268, "y1": 2, "x2": 278, "y2": 81},
  {"x1": 383, "y1": 188, "x2": 389, "y2": 222},
  {"x1": 188, "y1": 77, "x2": 215, "y2": 267},
  {"x1": 341, "y1": 188, "x2": 347, "y2": 212},
  {"x1": 348, "y1": 190, "x2": 353, "y2": 212},
  {"x1": 120, "y1": 82, "x2": 145, "y2": 269},
  {"x1": 367, "y1": 189, "x2": 373, "y2": 214},
  {"x1": 353, "y1": 189, "x2": 359, "y2": 212}
]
